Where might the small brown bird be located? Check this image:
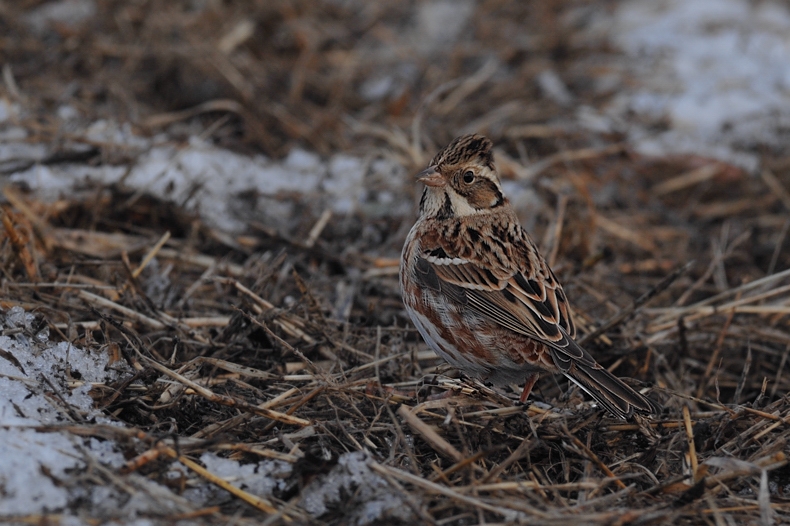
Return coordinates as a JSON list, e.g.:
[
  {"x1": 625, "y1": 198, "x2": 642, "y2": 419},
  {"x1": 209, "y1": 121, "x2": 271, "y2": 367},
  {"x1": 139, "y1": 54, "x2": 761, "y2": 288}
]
[{"x1": 400, "y1": 134, "x2": 659, "y2": 419}]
